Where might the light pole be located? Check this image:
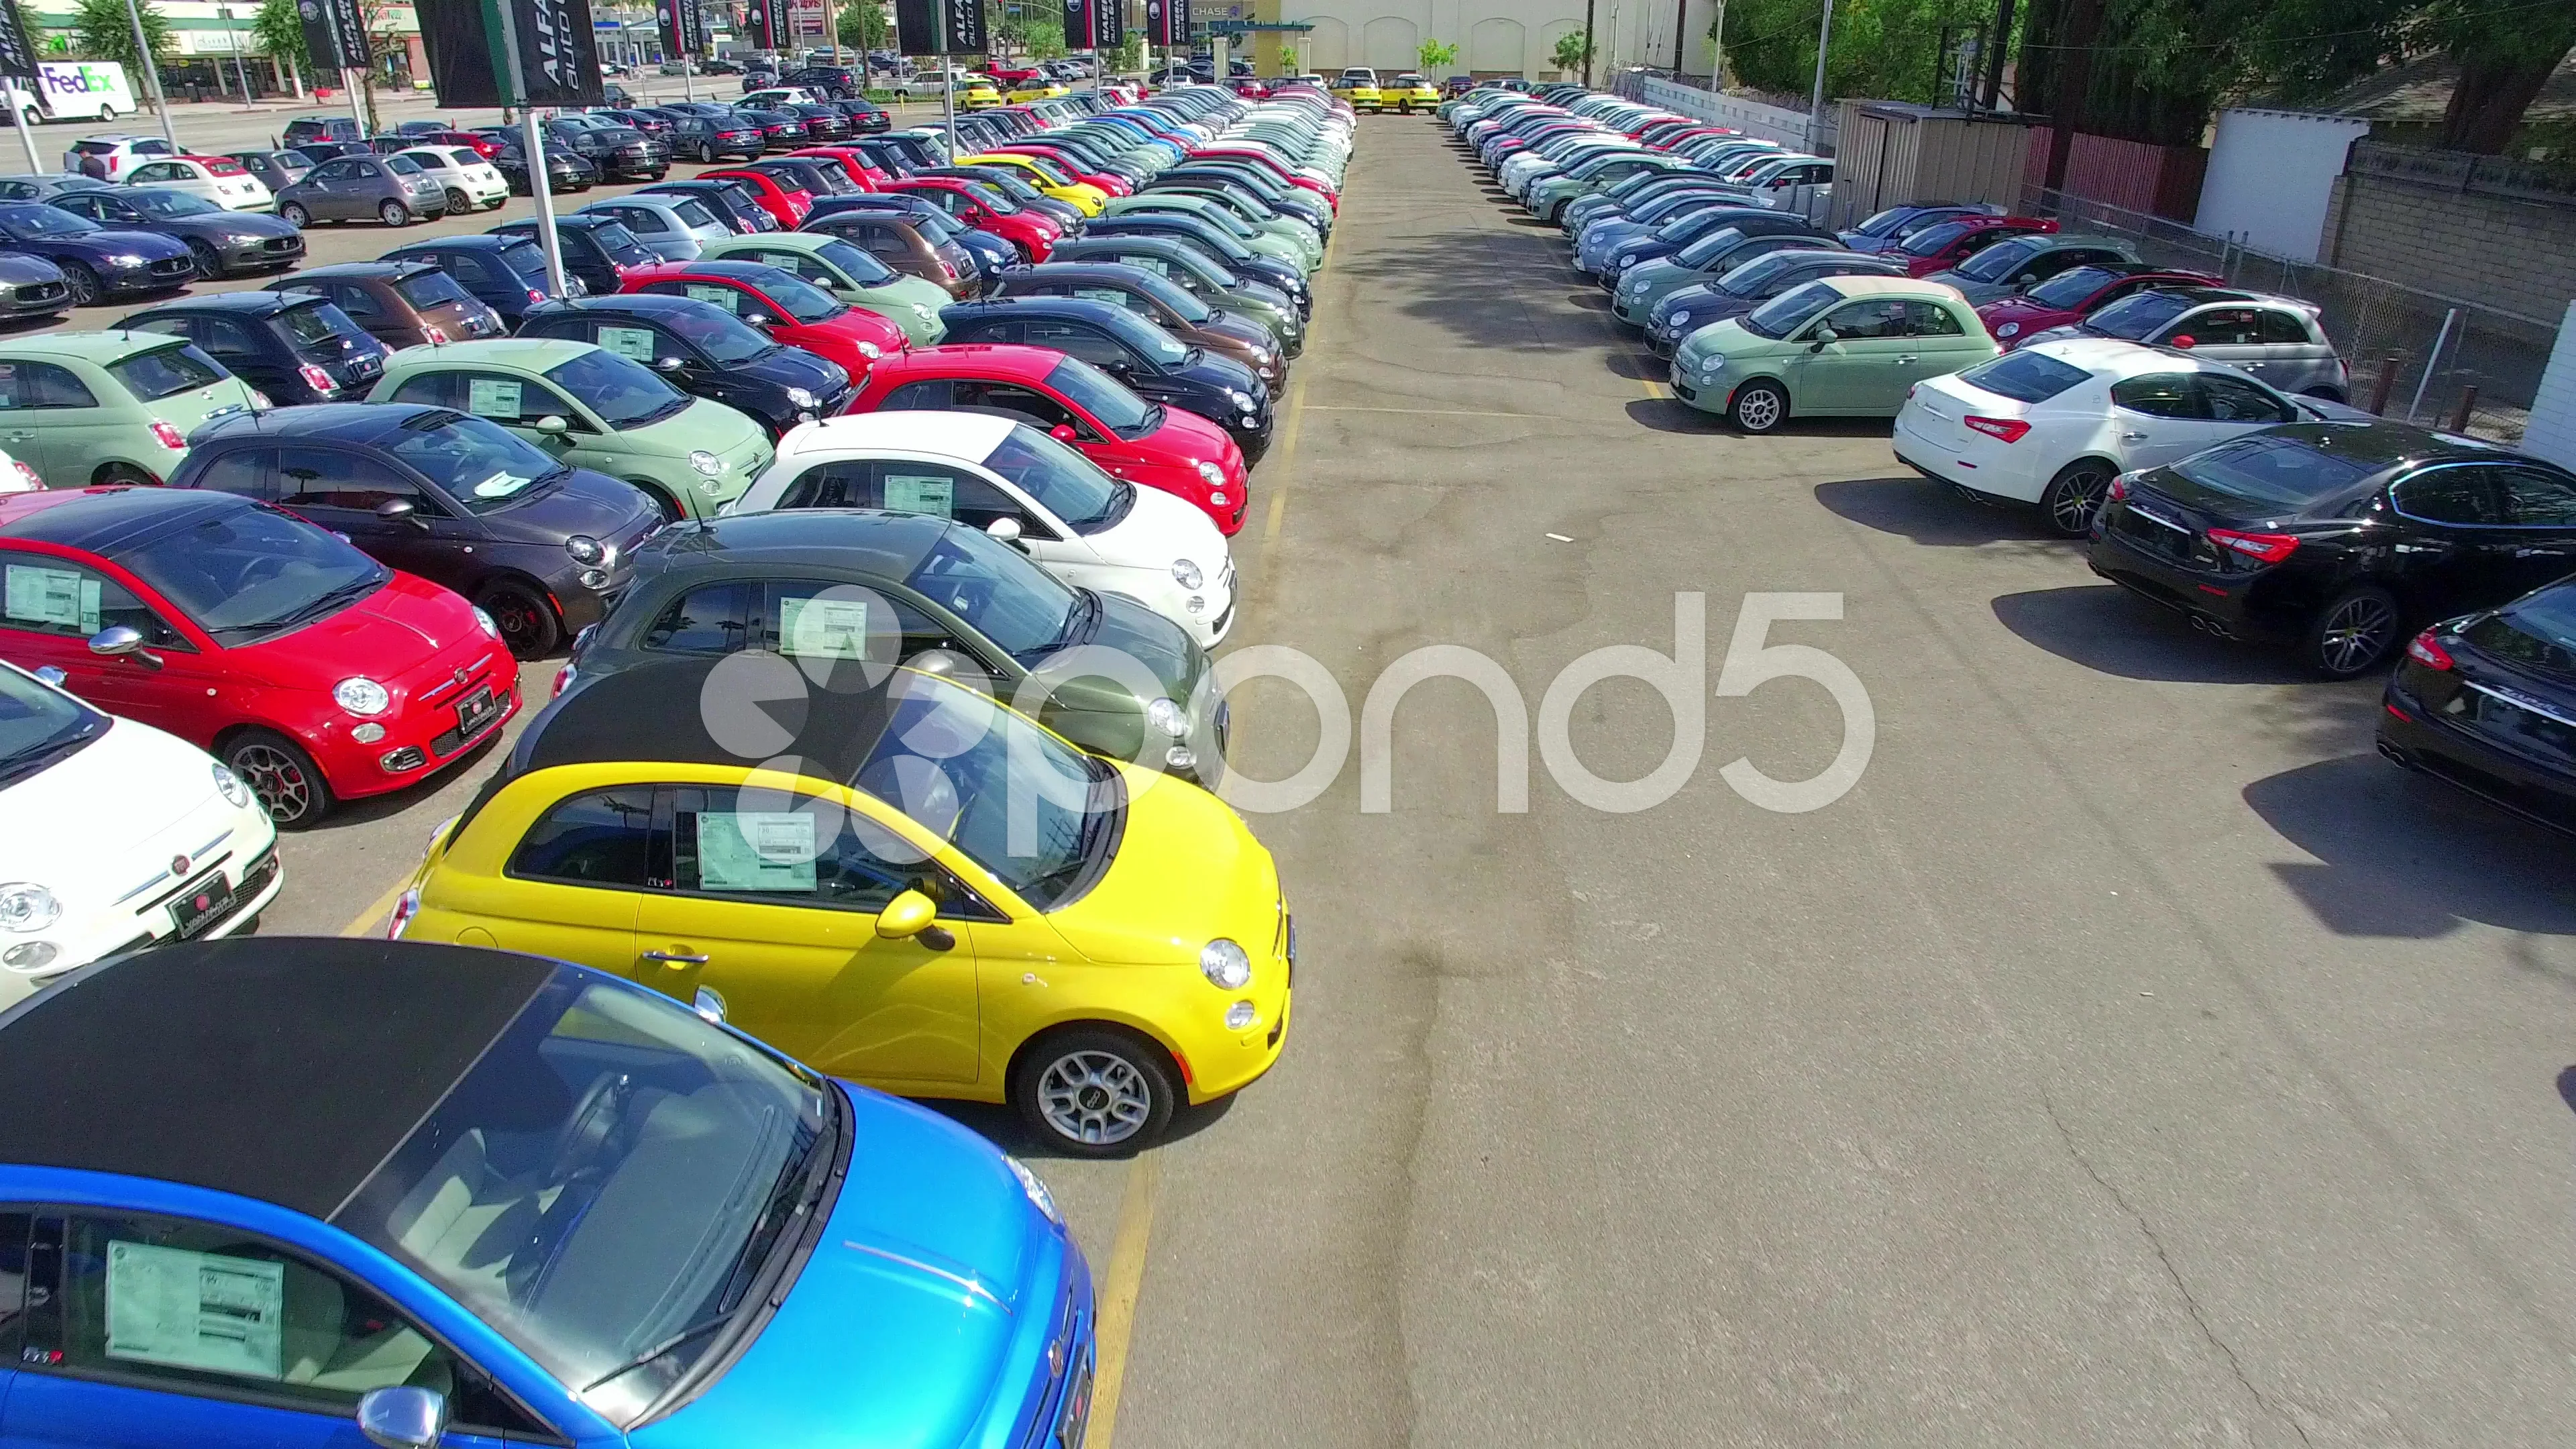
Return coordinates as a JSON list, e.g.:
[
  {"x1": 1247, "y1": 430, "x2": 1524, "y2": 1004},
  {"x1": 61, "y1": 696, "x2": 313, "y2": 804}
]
[
  {"x1": 1804, "y1": 0, "x2": 1832, "y2": 152},
  {"x1": 217, "y1": 5, "x2": 254, "y2": 106},
  {"x1": 121, "y1": 0, "x2": 178, "y2": 151}
]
